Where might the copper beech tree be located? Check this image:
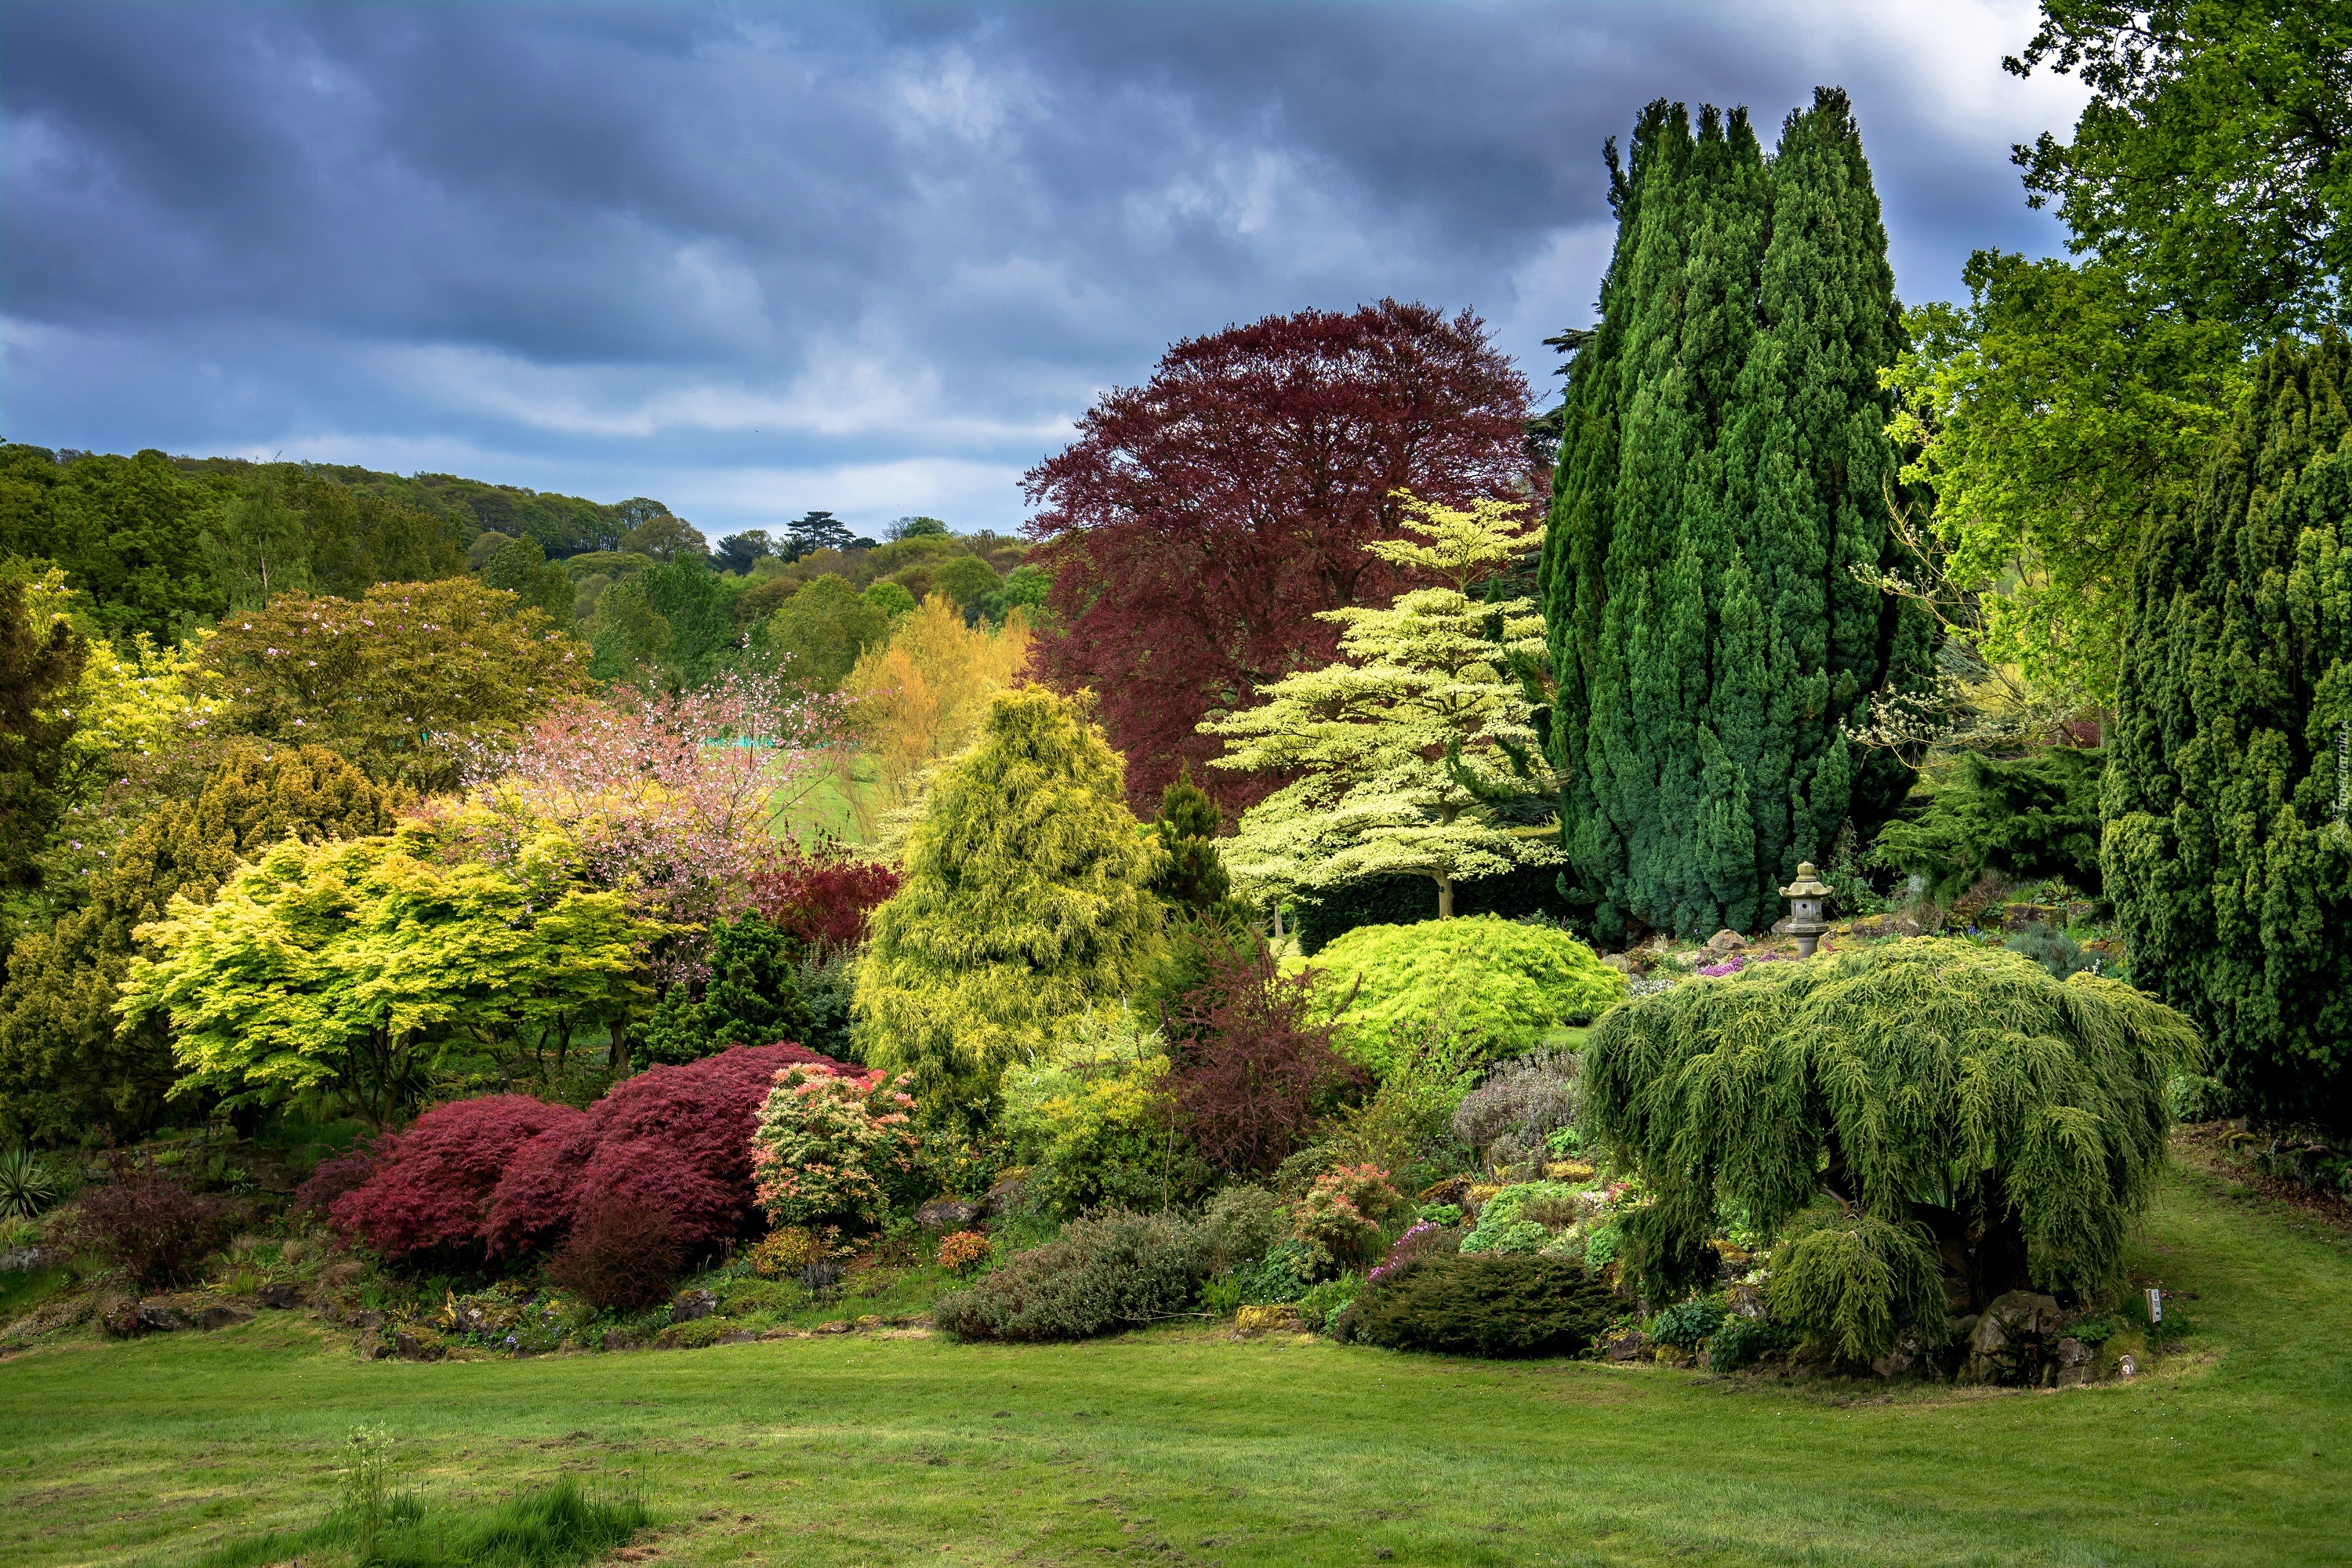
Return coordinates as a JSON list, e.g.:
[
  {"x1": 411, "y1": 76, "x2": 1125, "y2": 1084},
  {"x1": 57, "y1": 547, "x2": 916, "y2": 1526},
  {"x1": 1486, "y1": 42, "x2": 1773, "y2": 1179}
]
[{"x1": 1022, "y1": 299, "x2": 1539, "y2": 814}]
